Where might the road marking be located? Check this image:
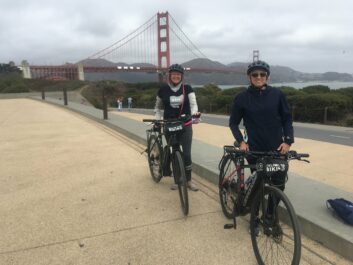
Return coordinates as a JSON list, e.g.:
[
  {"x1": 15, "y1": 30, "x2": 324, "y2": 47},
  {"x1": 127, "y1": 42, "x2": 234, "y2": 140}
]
[{"x1": 329, "y1": 134, "x2": 350, "y2": 139}]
